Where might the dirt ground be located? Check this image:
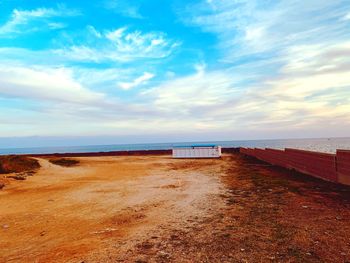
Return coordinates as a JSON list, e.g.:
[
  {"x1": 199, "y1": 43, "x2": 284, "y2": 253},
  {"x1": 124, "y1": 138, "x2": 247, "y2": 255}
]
[{"x1": 1, "y1": 153, "x2": 350, "y2": 263}]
